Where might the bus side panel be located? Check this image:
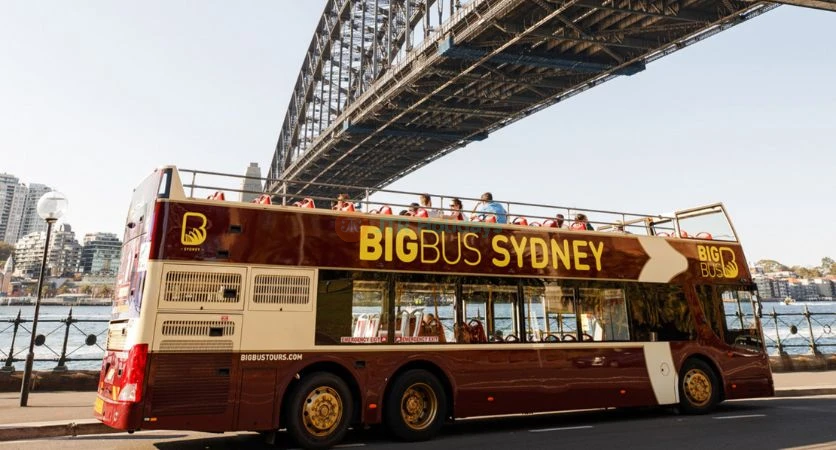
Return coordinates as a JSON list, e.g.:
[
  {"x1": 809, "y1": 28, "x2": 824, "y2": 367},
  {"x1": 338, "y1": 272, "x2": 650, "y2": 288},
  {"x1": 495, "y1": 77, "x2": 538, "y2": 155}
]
[
  {"x1": 669, "y1": 342, "x2": 774, "y2": 400},
  {"x1": 142, "y1": 352, "x2": 239, "y2": 431}
]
